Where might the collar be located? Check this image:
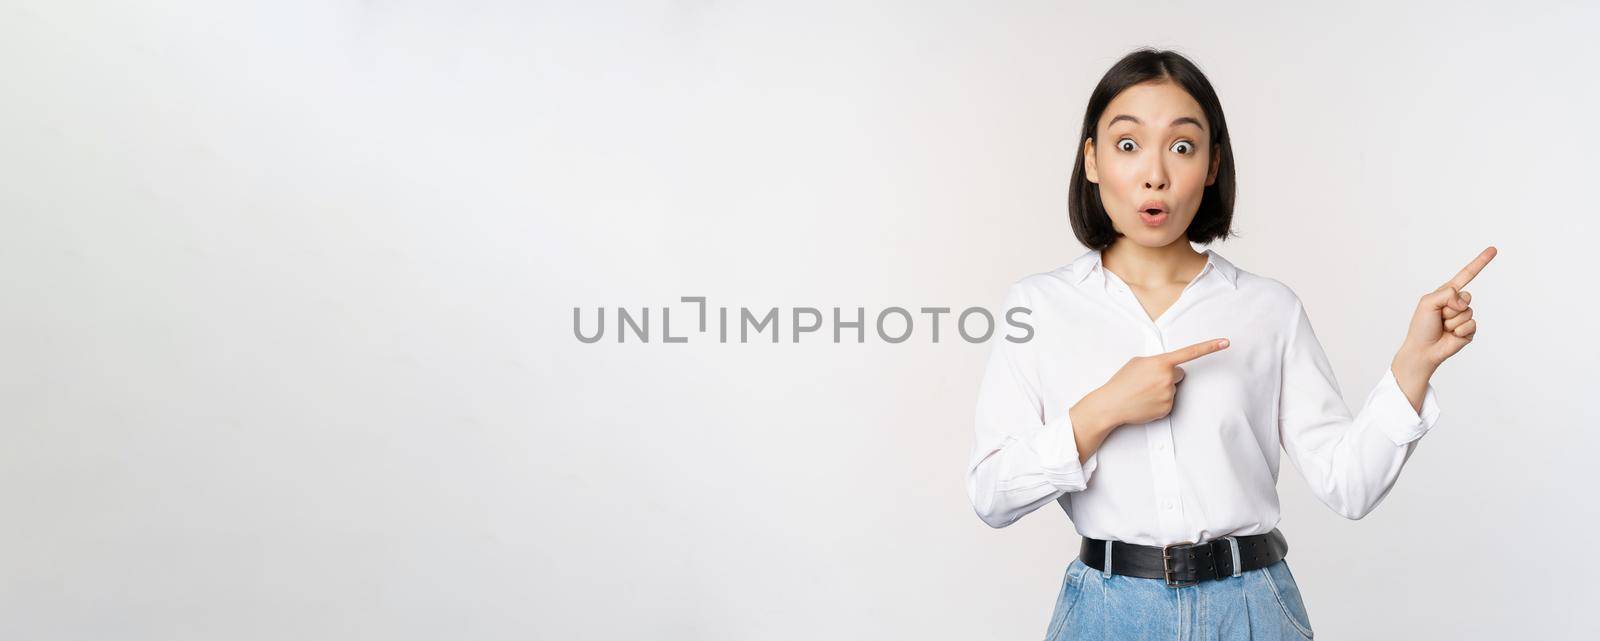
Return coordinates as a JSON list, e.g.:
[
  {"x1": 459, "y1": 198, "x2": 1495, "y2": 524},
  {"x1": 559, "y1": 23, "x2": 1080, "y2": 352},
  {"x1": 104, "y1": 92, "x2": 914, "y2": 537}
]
[{"x1": 1069, "y1": 247, "x2": 1239, "y2": 291}]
